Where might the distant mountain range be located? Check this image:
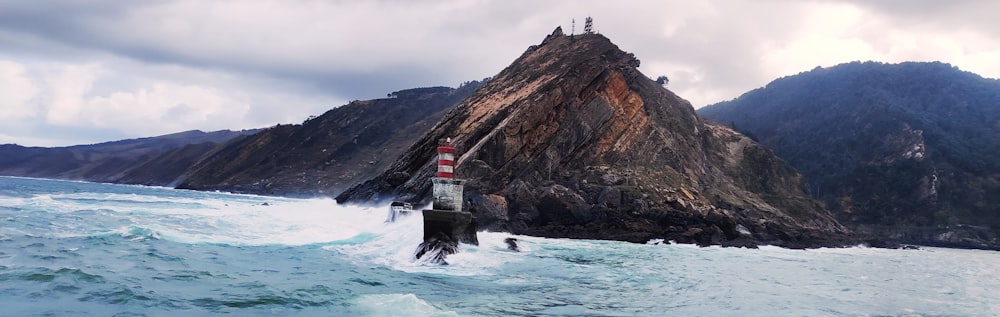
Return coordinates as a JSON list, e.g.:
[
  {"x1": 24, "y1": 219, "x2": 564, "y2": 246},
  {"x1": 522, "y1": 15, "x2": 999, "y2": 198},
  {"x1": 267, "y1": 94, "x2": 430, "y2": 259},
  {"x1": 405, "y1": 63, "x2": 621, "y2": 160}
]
[
  {"x1": 0, "y1": 84, "x2": 482, "y2": 197},
  {"x1": 176, "y1": 84, "x2": 483, "y2": 197},
  {"x1": 699, "y1": 61, "x2": 1000, "y2": 249},
  {"x1": 0, "y1": 130, "x2": 257, "y2": 186}
]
